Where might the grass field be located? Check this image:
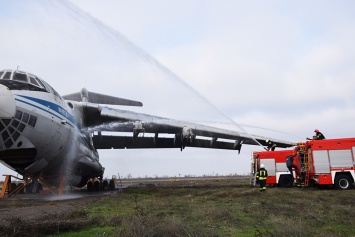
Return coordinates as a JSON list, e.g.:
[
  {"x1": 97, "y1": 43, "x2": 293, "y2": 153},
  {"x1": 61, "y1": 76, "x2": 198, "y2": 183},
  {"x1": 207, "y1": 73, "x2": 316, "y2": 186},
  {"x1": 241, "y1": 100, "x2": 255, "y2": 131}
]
[{"x1": 48, "y1": 177, "x2": 355, "y2": 237}]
